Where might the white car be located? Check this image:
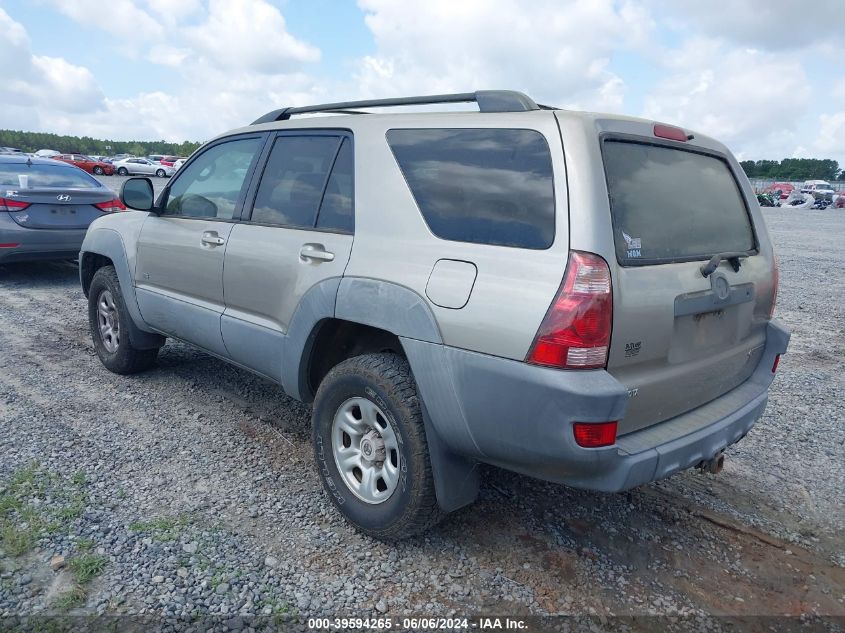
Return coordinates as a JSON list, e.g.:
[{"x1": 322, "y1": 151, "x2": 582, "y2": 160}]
[
  {"x1": 112, "y1": 157, "x2": 175, "y2": 177},
  {"x1": 801, "y1": 180, "x2": 835, "y2": 196},
  {"x1": 173, "y1": 158, "x2": 186, "y2": 171}
]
